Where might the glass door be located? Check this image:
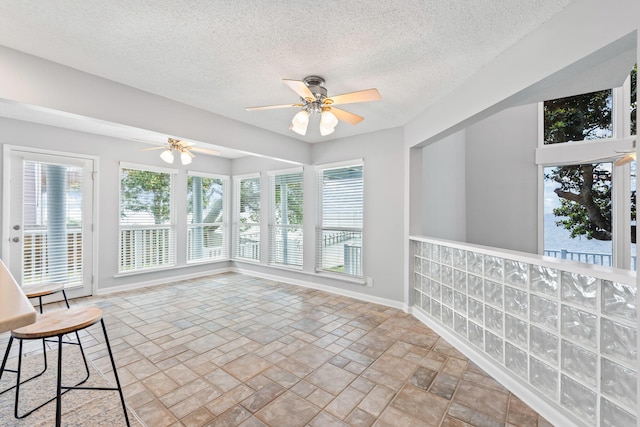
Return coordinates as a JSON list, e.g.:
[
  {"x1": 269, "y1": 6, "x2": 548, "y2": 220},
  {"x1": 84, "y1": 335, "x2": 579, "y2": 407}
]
[{"x1": 5, "y1": 149, "x2": 94, "y2": 298}]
